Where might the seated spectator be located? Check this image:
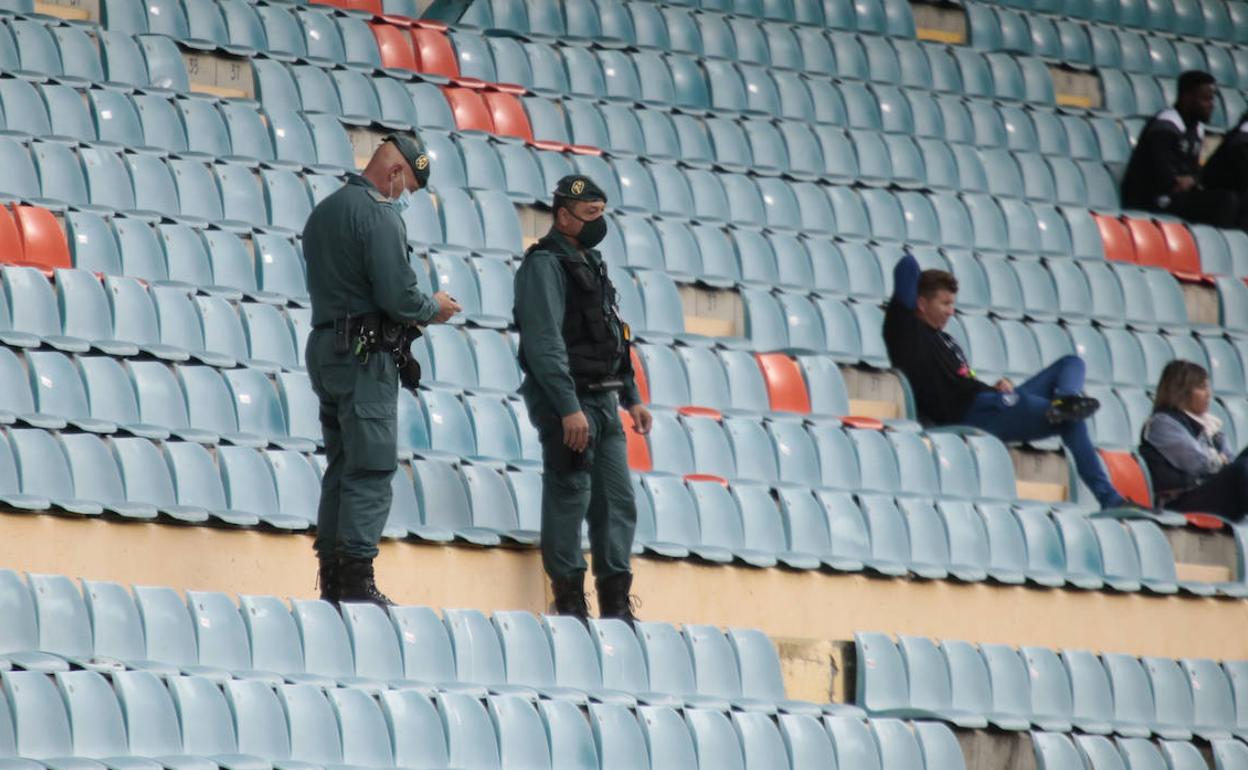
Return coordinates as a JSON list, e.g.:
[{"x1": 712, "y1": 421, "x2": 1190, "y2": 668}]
[
  {"x1": 1121, "y1": 71, "x2": 1248, "y2": 230},
  {"x1": 1140, "y1": 360, "x2": 1245, "y2": 519},
  {"x1": 1201, "y1": 110, "x2": 1248, "y2": 196},
  {"x1": 883, "y1": 253, "x2": 1126, "y2": 510}
]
